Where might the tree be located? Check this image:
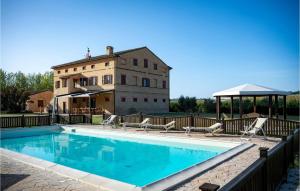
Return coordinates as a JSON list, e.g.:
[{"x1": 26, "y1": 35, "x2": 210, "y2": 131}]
[
  {"x1": 170, "y1": 102, "x2": 180, "y2": 112},
  {"x1": 202, "y1": 98, "x2": 215, "y2": 113},
  {"x1": 177, "y1": 96, "x2": 198, "y2": 112},
  {"x1": 0, "y1": 69, "x2": 53, "y2": 113}
]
